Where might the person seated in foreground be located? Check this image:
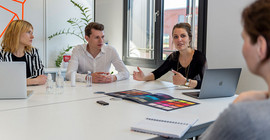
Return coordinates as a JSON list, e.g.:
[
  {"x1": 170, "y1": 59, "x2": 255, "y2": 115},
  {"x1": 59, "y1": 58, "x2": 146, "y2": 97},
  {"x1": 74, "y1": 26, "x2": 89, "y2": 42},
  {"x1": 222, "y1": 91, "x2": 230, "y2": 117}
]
[
  {"x1": 66, "y1": 22, "x2": 129, "y2": 83},
  {"x1": 200, "y1": 0, "x2": 270, "y2": 139},
  {"x1": 133, "y1": 23, "x2": 207, "y2": 89}
]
